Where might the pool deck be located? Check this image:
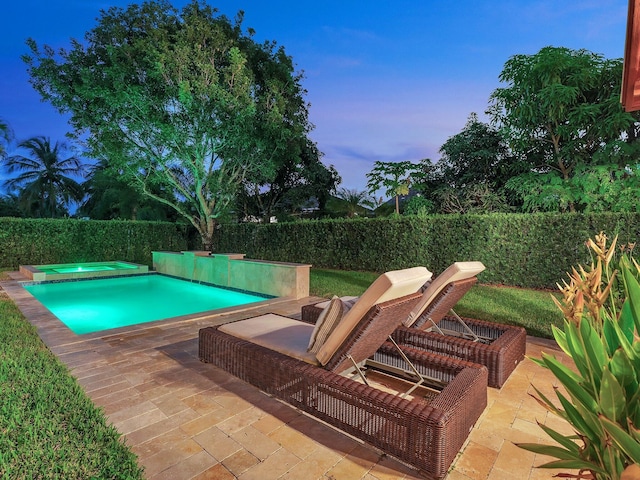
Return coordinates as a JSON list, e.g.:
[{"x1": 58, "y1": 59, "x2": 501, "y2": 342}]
[{"x1": 2, "y1": 272, "x2": 576, "y2": 480}]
